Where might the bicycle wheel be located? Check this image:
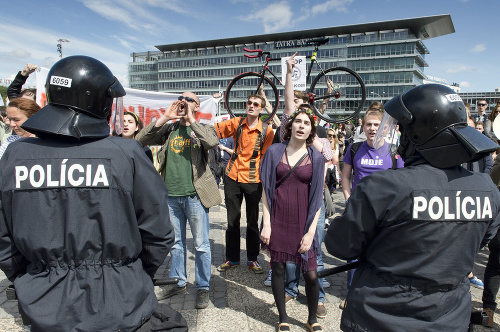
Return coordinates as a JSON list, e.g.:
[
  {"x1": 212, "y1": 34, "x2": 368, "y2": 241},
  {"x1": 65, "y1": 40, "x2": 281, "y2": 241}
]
[
  {"x1": 309, "y1": 67, "x2": 366, "y2": 124},
  {"x1": 224, "y1": 72, "x2": 279, "y2": 123}
]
